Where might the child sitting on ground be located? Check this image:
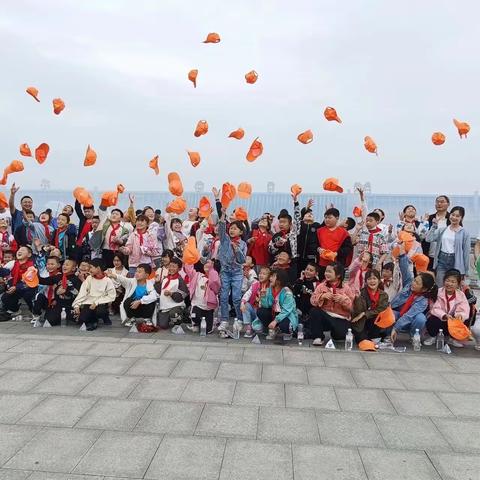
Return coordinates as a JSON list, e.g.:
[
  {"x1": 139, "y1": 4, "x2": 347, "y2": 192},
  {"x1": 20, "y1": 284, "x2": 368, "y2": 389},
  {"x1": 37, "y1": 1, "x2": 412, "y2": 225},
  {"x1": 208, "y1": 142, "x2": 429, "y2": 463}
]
[
  {"x1": 293, "y1": 262, "x2": 320, "y2": 321},
  {"x1": 107, "y1": 253, "x2": 128, "y2": 315},
  {"x1": 32, "y1": 256, "x2": 62, "y2": 324}
]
